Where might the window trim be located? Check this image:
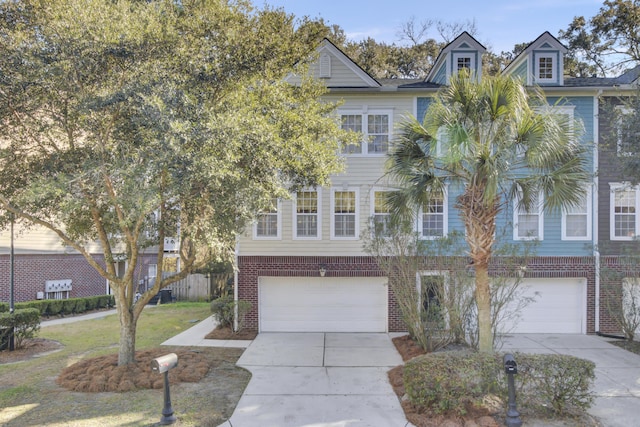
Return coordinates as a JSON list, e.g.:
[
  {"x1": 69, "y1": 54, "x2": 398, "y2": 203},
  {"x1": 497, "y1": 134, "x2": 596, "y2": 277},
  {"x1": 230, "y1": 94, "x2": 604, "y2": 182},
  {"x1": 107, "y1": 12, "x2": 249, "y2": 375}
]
[
  {"x1": 513, "y1": 191, "x2": 544, "y2": 241},
  {"x1": 370, "y1": 188, "x2": 392, "y2": 237},
  {"x1": 253, "y1": 198, "x2": 282, "y2": 240},
  {"x1": 561, "y1": 186, "x2": 592, "y2": 241},
  {"x1": 338, "y1": 108, "x2": 393, "y2": 156},
  {"x1": 416, "y1": 271, "x2": 451, "y2": 327},
  {"x1": 452, "y1": 52, "x2": 475, "y2": 75},
  {"x1": 615, "y1": 105, "x2": 637, "y2": 157},
  {"x1": 293, "y1": 189, "x2": 322, "y2": 241},
  {"x1": 610, "y1": 183, "x2": 639, "y2": 241},
  {"x1": 330, "y1": 187, "x2": 360, "y2": 240},
  {"x1": 418, "y1": 187, "x2": 448, "y2": 240},
  {"x1": 535, "y1": 53, "x2": 556, "y2": 83}
]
